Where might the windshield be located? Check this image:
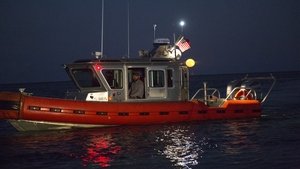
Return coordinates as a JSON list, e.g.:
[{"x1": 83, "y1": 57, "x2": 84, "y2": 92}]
[{"x1": 72, "y1": 69, "x2": 101, "y2": 88}]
